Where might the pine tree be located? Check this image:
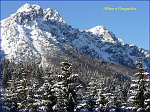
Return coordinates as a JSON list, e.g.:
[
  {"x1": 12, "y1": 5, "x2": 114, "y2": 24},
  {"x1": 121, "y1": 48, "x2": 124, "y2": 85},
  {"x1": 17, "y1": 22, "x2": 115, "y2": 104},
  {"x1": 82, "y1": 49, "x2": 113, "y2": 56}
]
[
  {"x1": 53, "y1": 61, "x2": 79, "y2": 111},
  {"x1": 16, "y1": 70, "x2": 29, "y2": 111},
  {"x1": 25, "y1": 71, "x2": 39, "y2": 112},
  {"x1": 1, "y1": 67, "x2": 19, "y2": 112},
  {"x1": 2, "y1": 68, "x2": 9, "y2": 89},
  {"x1": 109, "y1": 79, "x2": 127, "y2": 112},
  {"x1": 111, "y1": 89, "x2": 123, "y2": 112},
  {"x1": 85, "y1": 78, "x2": 98, "y2": 111},
  {"x1": 40, "y1": 72, "x2": 56, "y2": 111},
  {"x1": 26, "y1": 84, "x2": 41, "y2": 112},
  {"x1": 97, "y1": 78, "x2": 112, "y2": 112},
  {"x1": 127, "y1": 58, "x2": 149, "y2": 111},
  {"x1": 2, "y1": 59, "x2": 13, "y2": 89},
  {"x1": 9, "y1": 69, "x2": 18, "y2": 112}
]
